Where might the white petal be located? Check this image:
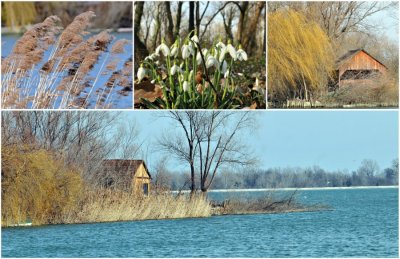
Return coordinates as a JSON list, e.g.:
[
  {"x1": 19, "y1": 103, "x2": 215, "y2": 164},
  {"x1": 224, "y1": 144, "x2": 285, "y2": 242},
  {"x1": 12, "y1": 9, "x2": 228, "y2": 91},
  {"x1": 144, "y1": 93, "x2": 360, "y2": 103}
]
[
  {"x1": 221, "y1": 60, "x2": 228, "y2": 73},
  {"x1": 183, "y1": 81, "x2": 189, "y2": 92},
  {"x1": 137, "y1": 67, "x2": 146, "y2": 82},
  {"x1": 227, "y1": 44, "x2": 237, "y2": 60},
  {"x1": 237, "y1": 49, "x2": 248, "y2": 61},
  {"x1": 182, "y1": 45, "x2": 191, "y2": 59},
  {"x1": 224, "y1": 69, "x2": 230, "y2": 78},
  {"x1": 191, "y1": 35, "x2": 199, "y2": 43},
  {"x1": 171, "y1": 47, "x2": 178, "y2": 57},
  {"x1": 196, "y1": 52, "x2": 202, "y2": 65},
  {"x1": 216, "y1": 42, "x2": 226, "y2": 49},
  {"x1": 161, "y1": 43, "x2": 170, "y2": 56},
  {"x1": 219, "y1": 49, "x2": 227, "y2": 63}
]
